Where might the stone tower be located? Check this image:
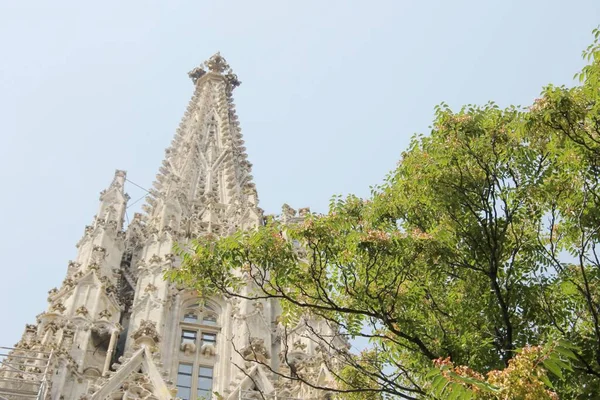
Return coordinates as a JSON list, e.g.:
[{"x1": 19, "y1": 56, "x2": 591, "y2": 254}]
[{"x1": 0, "y1": 54, "x2": 340, "y2": 400}]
